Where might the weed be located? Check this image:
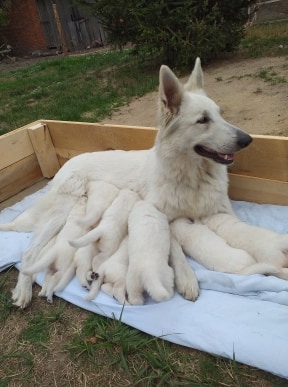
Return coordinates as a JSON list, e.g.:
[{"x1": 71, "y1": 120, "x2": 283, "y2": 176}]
[
  {"x1": 239, "y1": 20, "x2": 288, "y2": 57},
  {"x1": 0, "y1": 50, "x2": 158, "y2": 135}
]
